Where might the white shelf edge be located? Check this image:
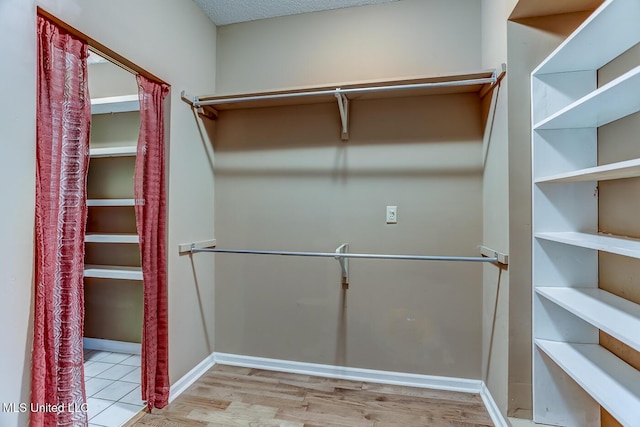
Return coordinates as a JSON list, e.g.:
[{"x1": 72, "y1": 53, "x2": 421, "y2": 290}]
[
  {"x1": 84, "y1": 264, "x2": 143, "y2": 281},
  {"x1": 85, "y1": 233, "x2": 139, "y2": 244},
  {"x1": 534, "y1": 65, "x2": 640, "y2": 130},
  {"x1": 89, "y1": 146, "x2": 137, "y2": 158},
  {"x1": 91, "y1": 95, "x2": 140, "y2": 115},
  {"x1": 536, "y1": 287, "x2": 640, "y2": 352},
  {"x1": 535, "y1": 339, "x2": 640, "y2": 426},
  {"x1": 535, "y1": 158, "x2": 640, "y2": 183},
  {"x1": 86, "y1": 198, "x2": 136, "y2": 207},
  {"x1": 533, "y1": 0, "x2": 640, "y2": 75},
  {"x1": 535, "y1": 231, "x2": 640, "y2": 259}
]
